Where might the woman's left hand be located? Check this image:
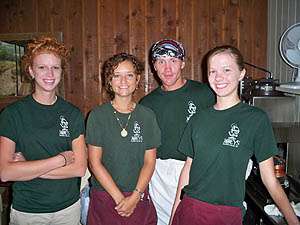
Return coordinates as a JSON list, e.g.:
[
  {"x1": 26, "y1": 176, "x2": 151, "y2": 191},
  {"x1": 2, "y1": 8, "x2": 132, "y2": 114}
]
[{"x1": 115, "y1": 192, "x2": 140, "y2": 217}]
